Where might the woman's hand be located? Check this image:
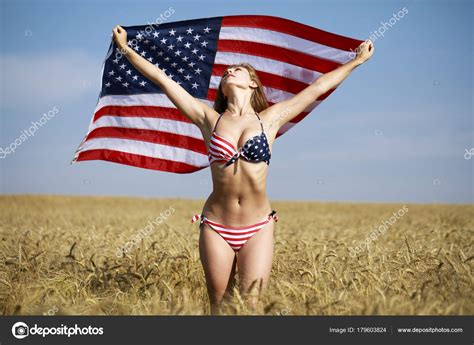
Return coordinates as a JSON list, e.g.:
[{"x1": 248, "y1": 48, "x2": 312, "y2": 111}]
[
  {"x1": 354, "y1": 39, "x2": 374, "y2": 65},
  {"x1": 112, "y1": 25, "x2": 128, "y2": 53}
]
